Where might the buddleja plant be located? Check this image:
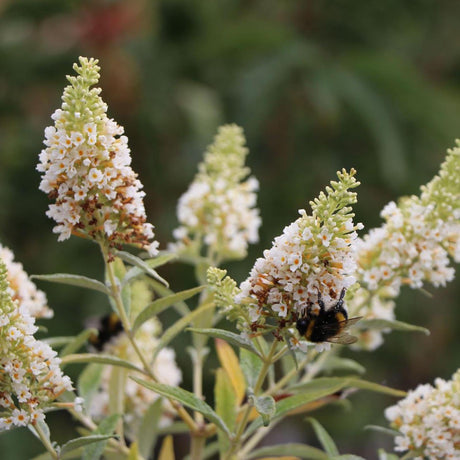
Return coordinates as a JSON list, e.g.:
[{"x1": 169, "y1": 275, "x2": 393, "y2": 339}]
[{"x1": 1, "y1": 56, "x2": 459, "y2": 460}]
